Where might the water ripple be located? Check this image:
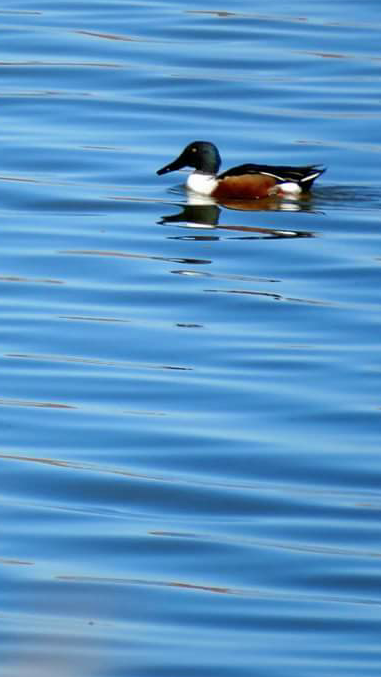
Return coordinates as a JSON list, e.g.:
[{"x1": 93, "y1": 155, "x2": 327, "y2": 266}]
[{"x1": 2, "y1": 1, "x2": 381, "y2": 675}]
